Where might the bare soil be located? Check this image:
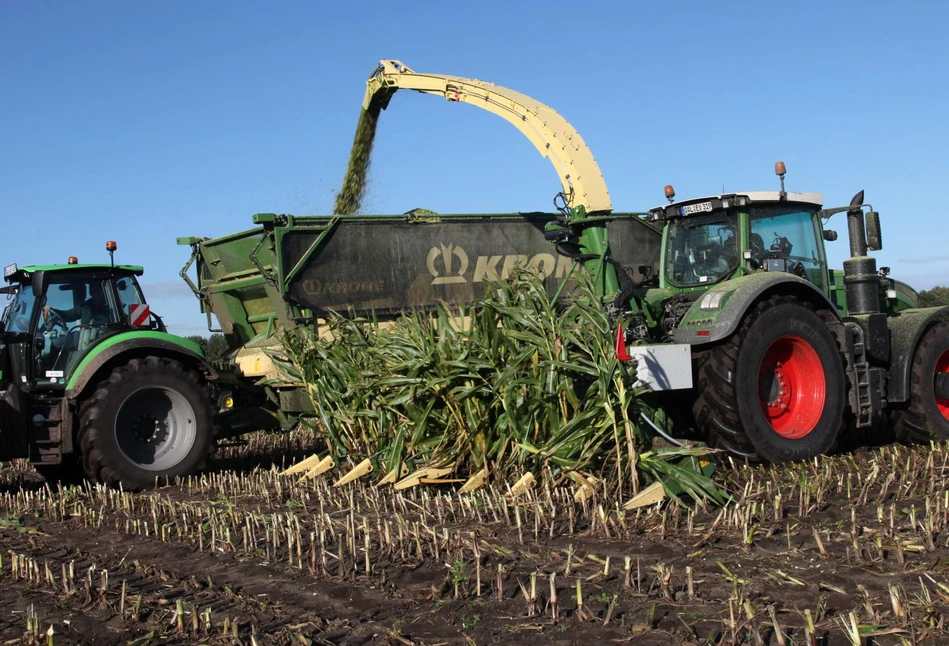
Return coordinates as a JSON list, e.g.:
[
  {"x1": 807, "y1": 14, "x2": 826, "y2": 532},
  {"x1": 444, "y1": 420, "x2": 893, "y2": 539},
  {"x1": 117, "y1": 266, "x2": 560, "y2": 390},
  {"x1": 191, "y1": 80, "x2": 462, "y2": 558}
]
[{"x1": 0, "y1": 434, "x2": 948, "y2": 645}]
